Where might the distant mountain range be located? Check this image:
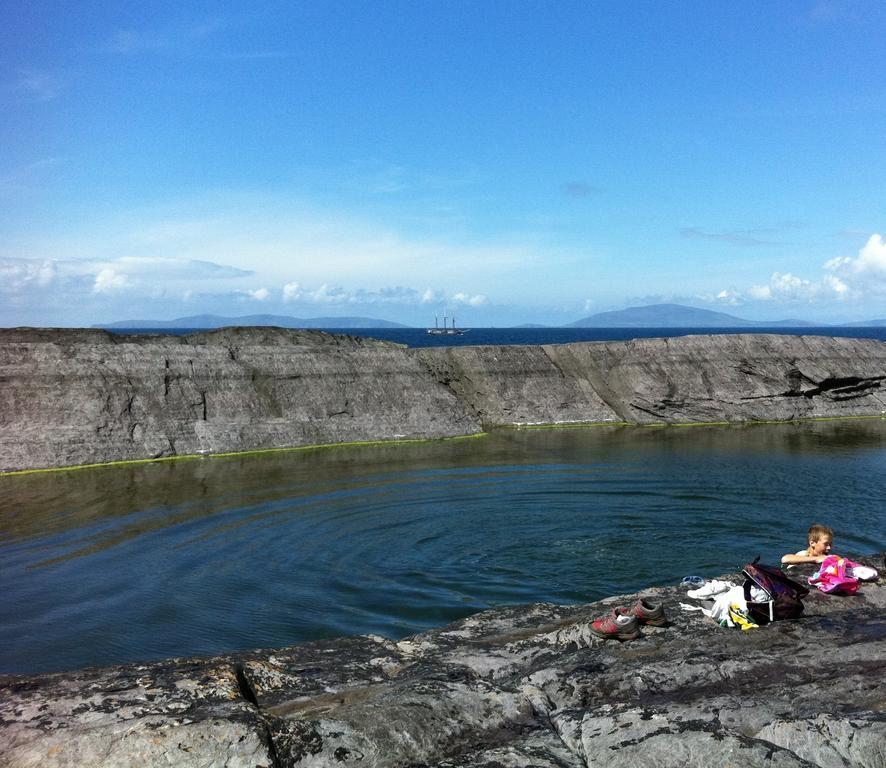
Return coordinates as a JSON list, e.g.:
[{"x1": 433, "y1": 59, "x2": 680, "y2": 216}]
[
  {"x1": 94, "y1": 305, "x2": 885, "y2": 331},
  {"x1": 95, "y1": 314, "x2": 409, "y2": 330},
  {"x1": 566, "y1": 303, "x2": 886, "y2": 328},
  {"x1": 839, "y1": 318, "x2": 886, "y2": 327}
]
